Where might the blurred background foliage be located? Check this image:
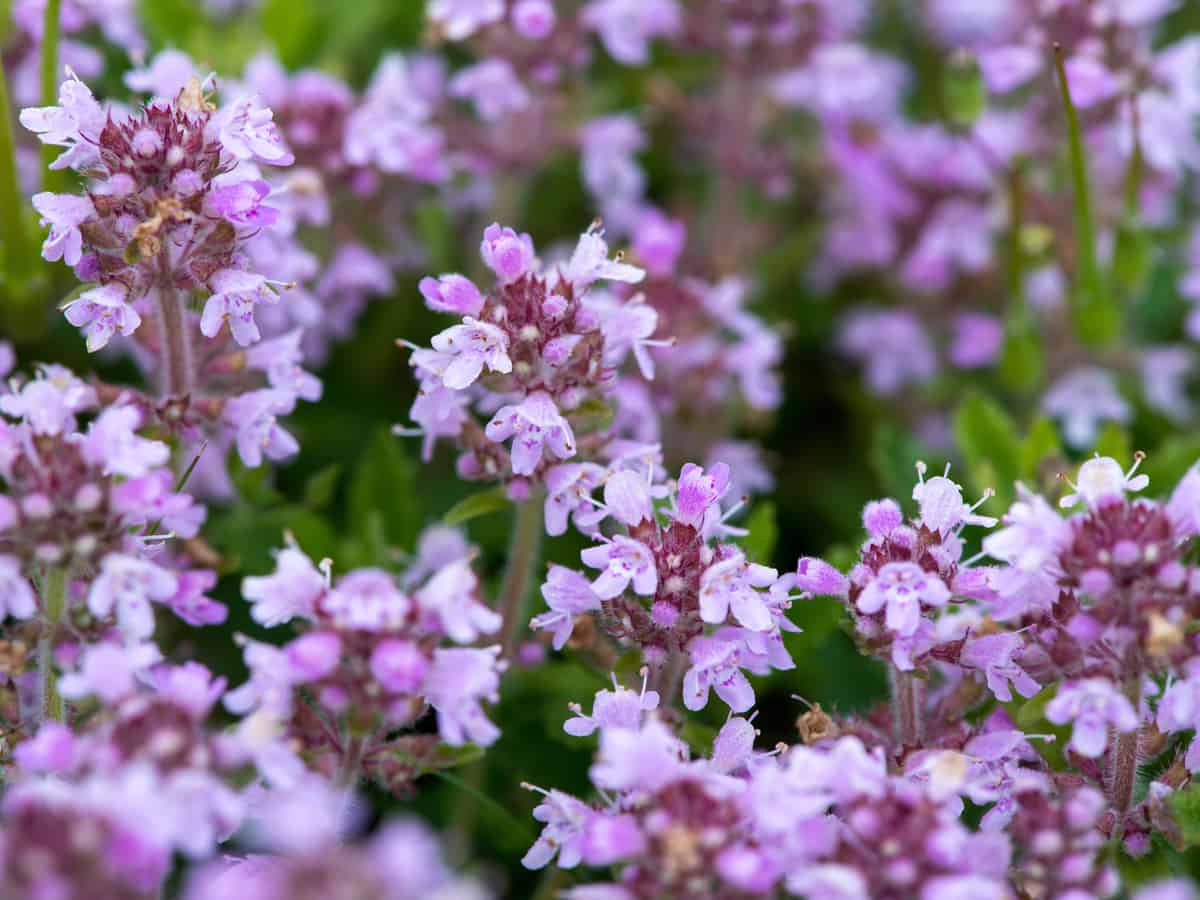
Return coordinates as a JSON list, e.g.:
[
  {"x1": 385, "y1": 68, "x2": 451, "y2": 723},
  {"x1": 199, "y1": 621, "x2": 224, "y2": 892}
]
[{"x1": 8, "y1": 0, "x2": 1200, "y2": 892}]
